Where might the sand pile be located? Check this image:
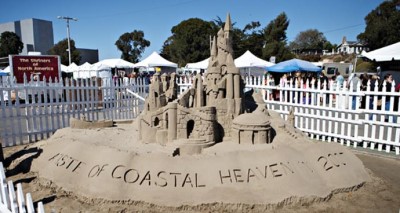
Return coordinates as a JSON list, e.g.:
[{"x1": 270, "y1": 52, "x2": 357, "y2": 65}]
[{"x1": 30, "y1": 111, "x2": 370, "y2": 207}]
